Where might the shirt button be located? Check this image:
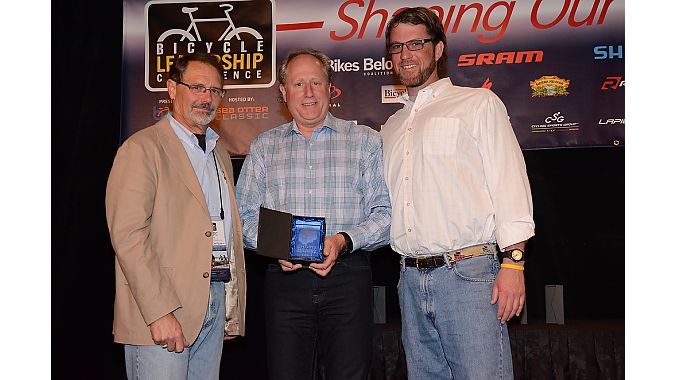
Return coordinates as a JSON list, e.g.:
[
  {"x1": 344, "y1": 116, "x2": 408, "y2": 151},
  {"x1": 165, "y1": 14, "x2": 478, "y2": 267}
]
[
  {"x1": 407, "y1": 128, "x2": 412, "y2": 132},
  {"x1": 205, "y1": 231, "x2": 212, "y2": 237},
  {"x1": 203, "y1": 272, "x2": 210, "y2": 278},
  {"x1": 407, "y1": 228, "x2": 412, "y2": 232},
  {"x1": 309, "y1": 165, "x2": 313, "y2": 169},
  {"x1": 406, "y1": 202, "x2": 411, "y2": 206},
  {"x1": 406, "y1": 151, "x2": 410, "y2": 155},
  {"x1": 404, "y1": 177, "x2": 409, "y2": 181},
  {"x1": 309, "y1": 189, "x2": 313, "y2": 194}
]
